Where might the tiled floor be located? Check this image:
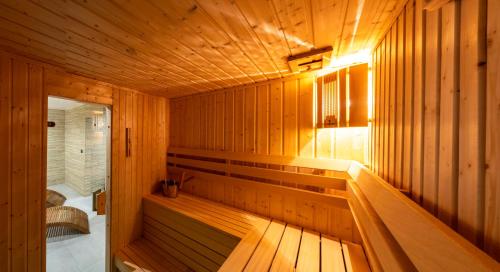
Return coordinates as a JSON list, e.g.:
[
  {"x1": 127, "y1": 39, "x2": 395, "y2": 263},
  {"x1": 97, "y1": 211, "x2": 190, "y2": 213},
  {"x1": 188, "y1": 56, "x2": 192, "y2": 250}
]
[{"x1": 46, "y1": 184, "x2": 106, "y2": 272}]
